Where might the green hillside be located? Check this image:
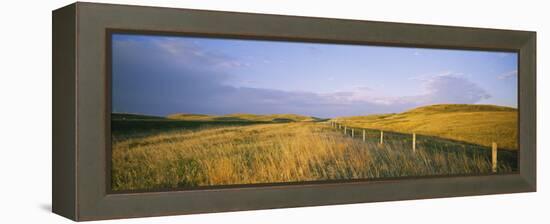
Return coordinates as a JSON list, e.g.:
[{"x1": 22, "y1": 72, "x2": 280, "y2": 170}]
[
  {"x1": 168, "y1": 113, "x2": 318, "y2": 122},
  {"x1": 333, "y1": 104, "x2": 518, "y2": 150},
  {"x1": 111, "y1": 113, "x2": 167, "y2": 121}
]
